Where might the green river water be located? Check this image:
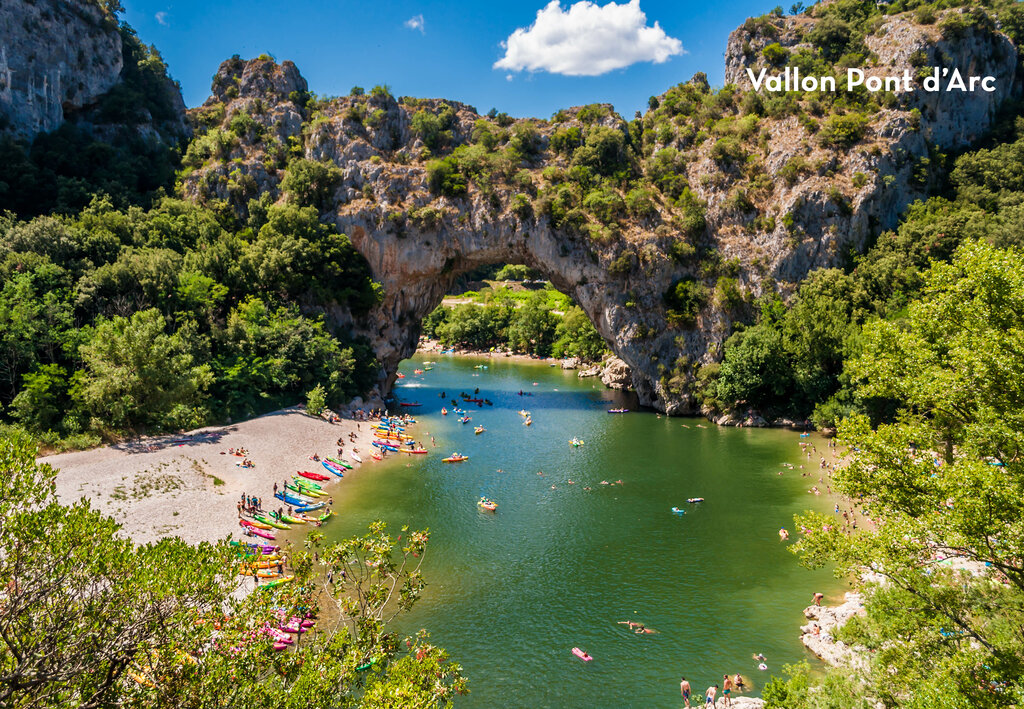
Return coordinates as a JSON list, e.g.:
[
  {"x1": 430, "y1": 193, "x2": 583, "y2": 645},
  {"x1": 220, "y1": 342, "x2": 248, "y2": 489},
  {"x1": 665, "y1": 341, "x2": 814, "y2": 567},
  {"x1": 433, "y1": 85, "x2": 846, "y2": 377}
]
[{"x1": 320, "y1": 353, "x2": 846, "y2": 708}]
